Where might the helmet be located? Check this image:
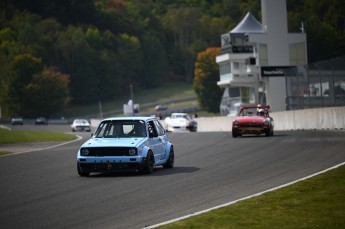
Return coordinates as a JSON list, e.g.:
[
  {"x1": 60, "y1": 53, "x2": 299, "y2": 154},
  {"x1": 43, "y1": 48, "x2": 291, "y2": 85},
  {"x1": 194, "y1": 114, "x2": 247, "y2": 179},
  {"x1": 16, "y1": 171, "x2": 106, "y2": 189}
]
[{"x1": 258, "y1": 109, "x2": 265, "y2": 116}]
